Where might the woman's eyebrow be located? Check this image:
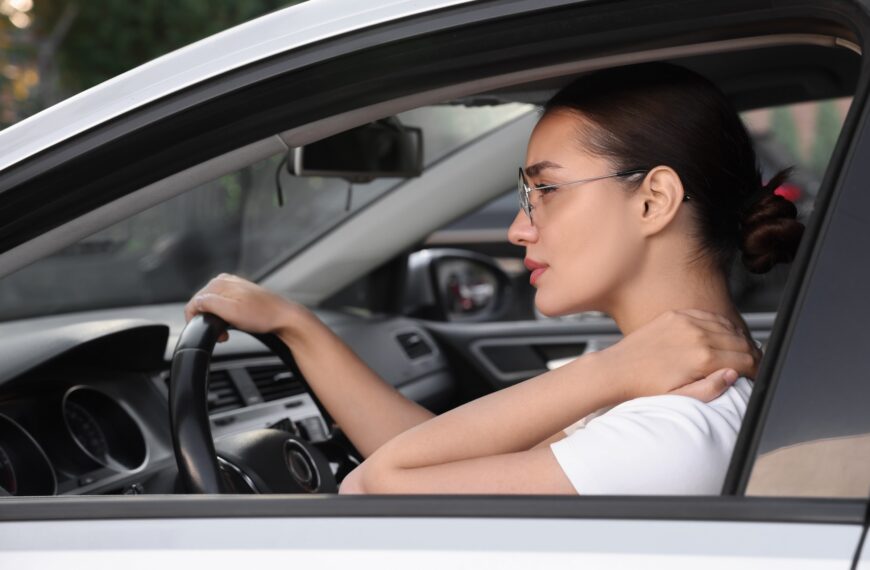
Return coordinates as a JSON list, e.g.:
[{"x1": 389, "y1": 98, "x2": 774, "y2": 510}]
[{"x1": 524, "y1": 161, "x2": 563, "y2": 177}]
